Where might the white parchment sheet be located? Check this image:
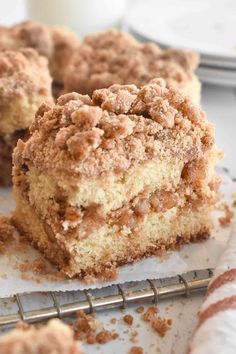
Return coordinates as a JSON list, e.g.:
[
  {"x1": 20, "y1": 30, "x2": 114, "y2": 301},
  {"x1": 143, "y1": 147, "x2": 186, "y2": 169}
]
[{"x1": 0, "y1": 166, "x2": 234, "y2": 298}]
